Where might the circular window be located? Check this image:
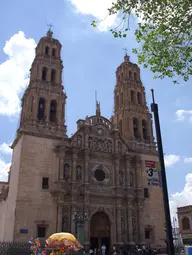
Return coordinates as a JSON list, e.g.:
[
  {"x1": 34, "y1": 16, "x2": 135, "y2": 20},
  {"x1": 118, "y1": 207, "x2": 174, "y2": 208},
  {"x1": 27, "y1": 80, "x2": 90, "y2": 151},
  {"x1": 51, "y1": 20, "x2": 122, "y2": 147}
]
[{"x1": 94, "y1": 169, "x2": 105, "y2": 182}]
